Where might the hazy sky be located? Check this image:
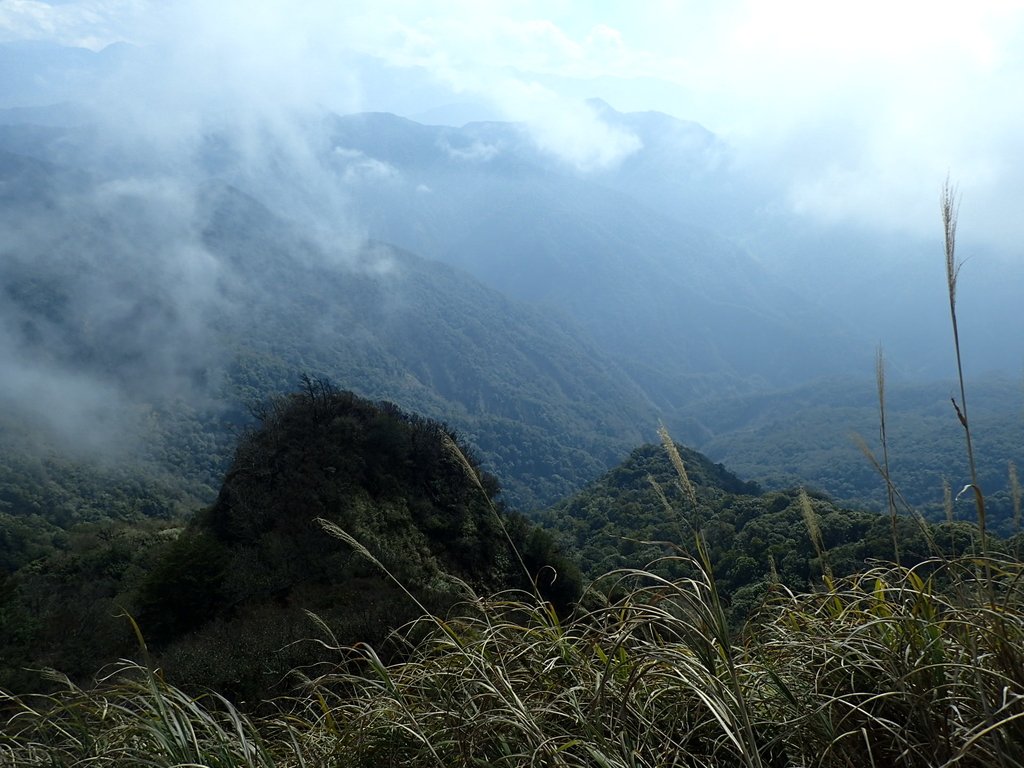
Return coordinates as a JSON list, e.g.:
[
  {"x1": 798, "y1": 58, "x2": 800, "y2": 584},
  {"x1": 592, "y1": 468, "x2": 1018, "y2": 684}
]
[{"x1": 3, "y1": 0, "x2": 1024, "y2": 248}]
